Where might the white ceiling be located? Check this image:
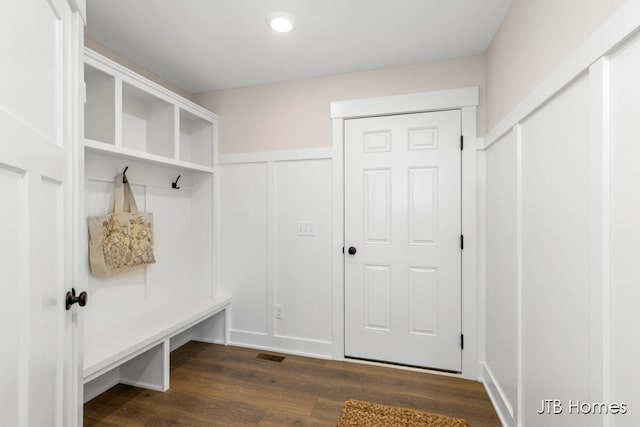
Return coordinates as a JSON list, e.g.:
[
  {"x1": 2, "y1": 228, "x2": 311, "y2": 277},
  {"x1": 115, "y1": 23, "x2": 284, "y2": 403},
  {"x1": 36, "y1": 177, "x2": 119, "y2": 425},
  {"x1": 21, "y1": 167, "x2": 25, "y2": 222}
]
[{"x1": 86, "y1": 0, "x2": 512, "y2": 94}]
